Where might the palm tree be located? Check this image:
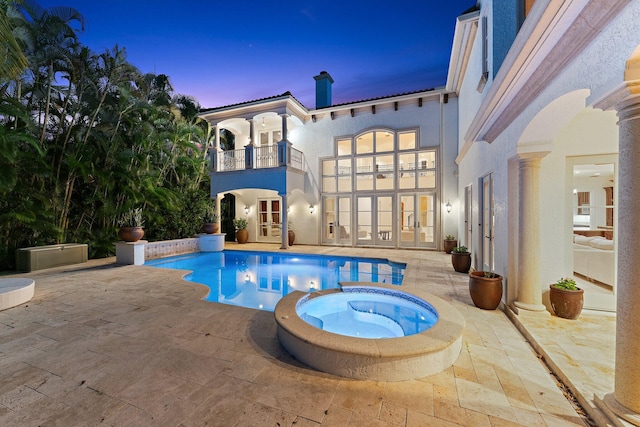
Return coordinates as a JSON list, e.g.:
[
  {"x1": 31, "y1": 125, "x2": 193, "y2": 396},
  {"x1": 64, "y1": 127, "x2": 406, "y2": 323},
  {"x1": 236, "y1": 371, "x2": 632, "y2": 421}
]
[{"x1": 0, "y1": 0, "x2": 28, "y2": 81}]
